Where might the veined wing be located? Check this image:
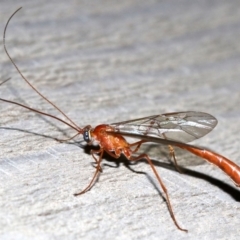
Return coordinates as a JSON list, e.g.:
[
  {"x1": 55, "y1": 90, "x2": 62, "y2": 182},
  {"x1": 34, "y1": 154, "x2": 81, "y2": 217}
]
[{"x1": 109, "y1": 111, "x2": 217, "y2": 143}]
